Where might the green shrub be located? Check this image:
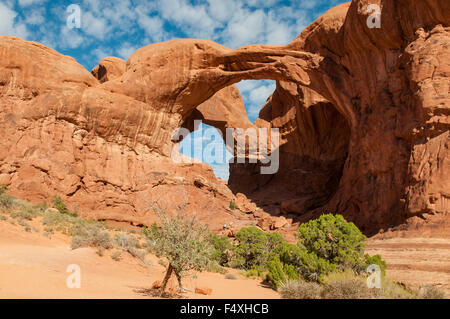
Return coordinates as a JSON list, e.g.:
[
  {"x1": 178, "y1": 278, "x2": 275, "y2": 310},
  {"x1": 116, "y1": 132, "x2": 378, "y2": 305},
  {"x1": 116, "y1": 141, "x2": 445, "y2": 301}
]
[
  {"x1": 207, "y1": 233, "x2": 234, "y2": 266},
  {"x1": 280, "y1": 243, "x2": 336, "y2": 282},
  {"x1": 419, "y1": 285, "x2": 446, "y2": 299},
  {"x1": 364, "y1": 253, "x2": 387, "y2": 276},
  {"x1": 0, "y1": 214, "x2": 8, "y2": 221},
  {"x1": 267, "y1": 256, "x2": 287, "y2": 288},
  {"x1": 50, "y1": 195, "x2": 76, "y2": 216},
  {"x1": 279, "y1": 280, "x2": 322, "y2": 299},
  {"x1": 242, "y1": 268, "x2": 260, "y2": 278},
  {"x1": 229, "y1": 200, "x2": 236, "y2": 210},
  {"x1": 283, "y1": 264, "x2": 299, "y2": 281},
  {"x1": 296, "y1": 214, "x2": 367, "y2": 270},
  {"x1": 233, "y1": 227, "x2": 285, "y2": 271}
]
